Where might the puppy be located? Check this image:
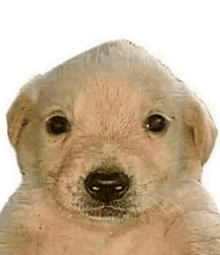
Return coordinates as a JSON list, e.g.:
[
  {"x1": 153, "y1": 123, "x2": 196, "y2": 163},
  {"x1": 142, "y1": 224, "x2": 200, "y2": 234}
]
[{"x1": 0, "y1": 40, "x2": 220, "y2": 254}]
